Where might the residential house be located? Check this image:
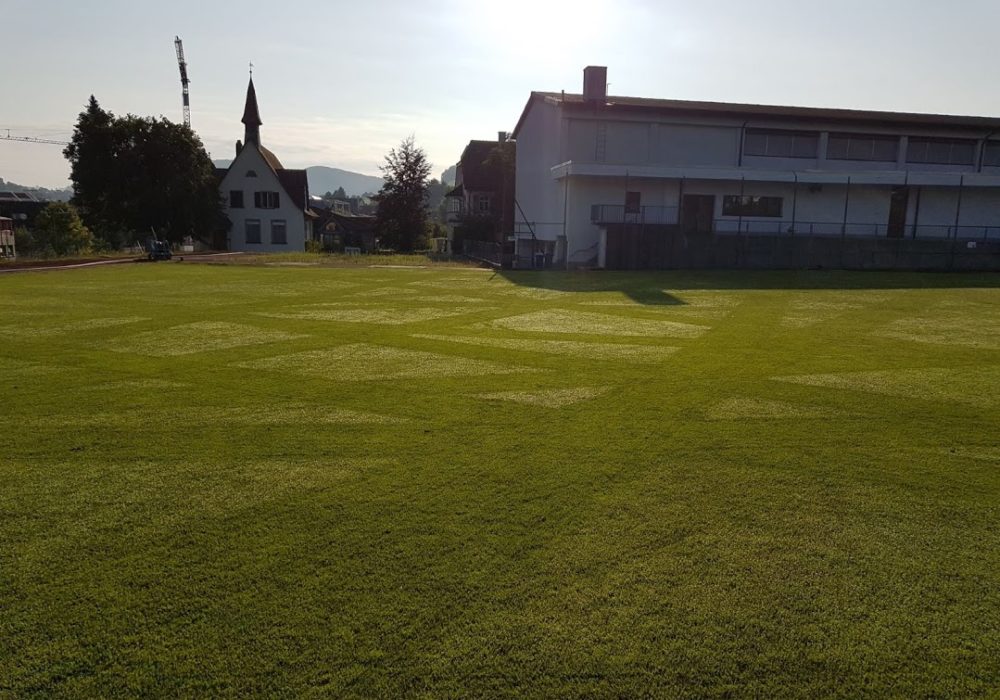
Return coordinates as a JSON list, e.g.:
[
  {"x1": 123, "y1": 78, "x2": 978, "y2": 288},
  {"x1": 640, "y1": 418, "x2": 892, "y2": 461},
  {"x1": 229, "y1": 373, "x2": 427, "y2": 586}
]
[
  {"x1": 218, "y1": 78, "x2": 317, "y2": 252},
  {"x1": 445, "y1": 136, "x2": 515, "y2": 256},
  {"x1": 512, "y1": 66, "x2": 1000, "y2": 270}
]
